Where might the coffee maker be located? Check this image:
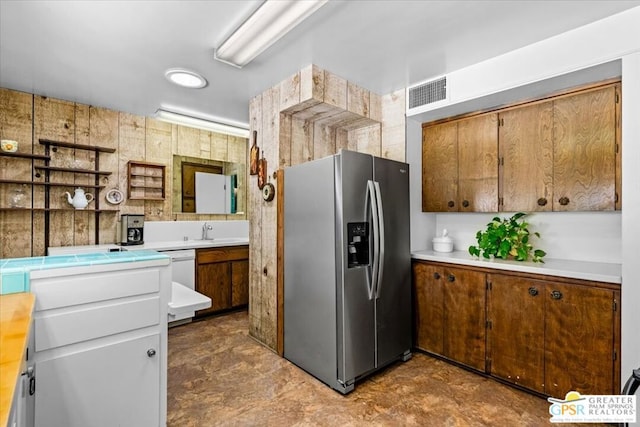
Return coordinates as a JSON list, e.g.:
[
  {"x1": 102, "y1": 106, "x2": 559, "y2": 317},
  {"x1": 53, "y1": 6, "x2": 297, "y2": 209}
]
[{"x1": 119, "y1": 214, "x2": 144, "y2": 246}]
